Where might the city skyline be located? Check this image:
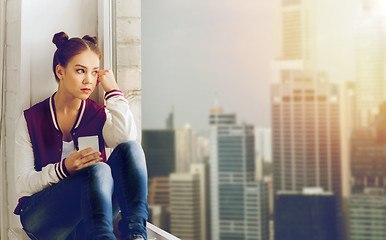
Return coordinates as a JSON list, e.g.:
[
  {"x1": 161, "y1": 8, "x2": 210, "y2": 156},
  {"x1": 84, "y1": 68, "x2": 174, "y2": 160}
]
[
  {"x1": 142, "y1": 0, "x2": 358, "y2": 132},
  {"x1": 141, "y1": 0, "x2": 386, "y2": 239}
]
